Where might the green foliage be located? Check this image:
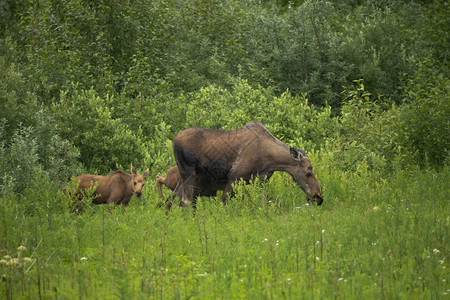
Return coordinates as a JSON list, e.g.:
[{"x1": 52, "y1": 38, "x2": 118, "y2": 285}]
[
  {"x1": 0, "y1": 1, "x2": 448, "y2": 297},
  {"x1": 0, "y1": 161, "x2": 448, "y2": 298},
  {"x1": 51, "y1": 89, "x2": 148, "y2": 173},
  {"x1": 248, "y1": 0, "x2": 348, "y2": 107},
  {"x1": 337, "y1": 79, "x2": 390, "y2": 171},
  {"x1": 336, "y1": 68, "x2": 449, "y2": 171},
  {"x1": 166, "y1": 0, "x2": 248, "y2": 92},
  {"x1": 399, "y1": 59, "x2": 450, "y2": 166},
  {"x1": 337, "y1": 2, "x2": 420, "y2": 103},
  {"x1": 5, "y1": 0, "x2": 446, "y2": 109},
  {"x1": 0, "y1": 116, "x2": 82, "y2": 196},
  {"x1": 0, "y1": 39, "x2": 39, "y2": 141},
  {"x1": 0, "y1": 122, "x2": 39, "y2": 195}
]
